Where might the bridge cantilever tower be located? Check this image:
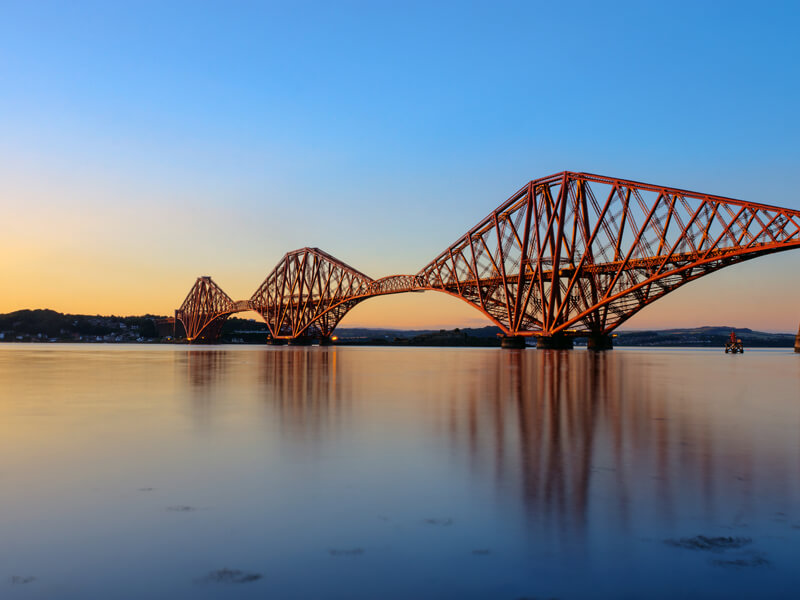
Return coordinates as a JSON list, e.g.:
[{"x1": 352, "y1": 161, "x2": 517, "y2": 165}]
[
  {"x1": 417, "y1": 172, "x2": 800, "y2": 347},
  {"x1": 175, "y1": 276, "x2": 249, "y2": 342},
  {"x1": 247, "y1": 249, "x2": 427, "y2": 341},
  {"x1": 175, "y1": 172, "x2": 800, "y2": 347},
  {"x1": 249, "y1": 248, "x2": 375, "y2": 341}
]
